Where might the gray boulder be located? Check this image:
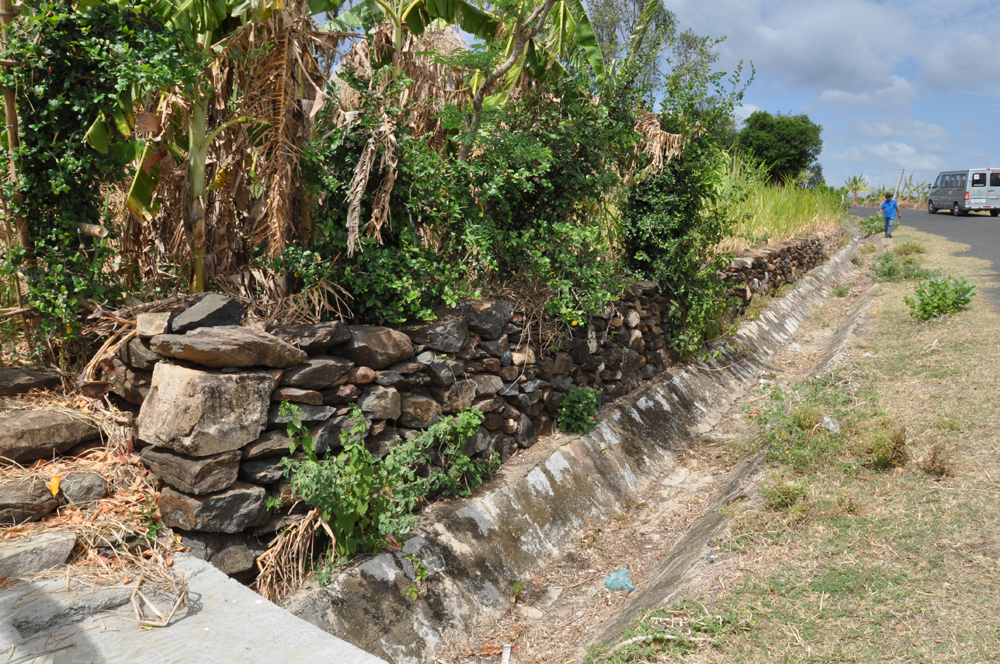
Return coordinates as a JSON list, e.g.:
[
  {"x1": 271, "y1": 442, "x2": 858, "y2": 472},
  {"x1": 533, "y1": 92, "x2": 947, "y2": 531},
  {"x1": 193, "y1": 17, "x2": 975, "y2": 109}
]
[
  {"x1": 279, "y1": 357, "x2": 354, "y2": 390},
  {"x1": 118, "y1": 338, "x2": 160, "y2": 371},
  {"x1": 0, "y1": 368, "x2": 60, "y2": 397},
  {"x1": 466, "y1": 301, "x2": 512, "y2": 340},
  {"x1": 0, "y1": 531, "x2": 76, "y2": 577},
  {"x1": 135, "y1": 312, "x2": 171, "y2": 339},
  {"x1": 358, "y1": 386, "x2": 401, "y2": 421},
  {"x1": 0, "y1": 478, "x2": 59, "y2": 525},
  {"x1": 151, "y1": 326, "x2": 307, "y2": 369},
  {"x1": 268, "y1": 322, "x2": 351, "y2": 352},
  {"x1": 239, "y1": 457, "x2": 285, "y2": 484},
  {"x1": 171, "y1": 293, "x2": 244, "y2": 333},
  {"x1": 110, "y1": 358, "x2": 152, "y2": 406},
  {"x1": 471, "y1": 374, "x2": 503, "y2": 396},
  {"x1": 266, "y1": 403, "x2": 334, "y2": 427},
  {"x1": 430, "y1": 380, "x2": 477, "y2": 414},
  {"x1": 399, "y1": 394, "x2": 441, "y2": 429},
  {"x1": 140, "y1": 447, "x2": 241, "y2": 495},
  {"x1": 0, "y1": 410, "x2": 100, "y2": 464},
  {"x1": 59, "y1": 472, "x2": 109, "y2": 505},
  {"x1": 177, "y1": 531, "x2": 267, "y2": 576},
  {"x1": 402, "y1": 319, "x2": 468, "y2": 353},
  {"x1": 333, "y1": 326, "x2": 414, "y2": 370},
  {"x1": 137, "y1": 364, "x2": 272, "y2": 457},
  {"x1": 158, "y1": 483, "x2": 267, "y2": 533}
]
